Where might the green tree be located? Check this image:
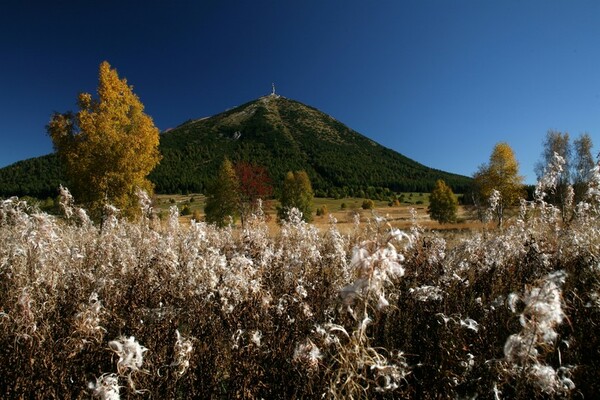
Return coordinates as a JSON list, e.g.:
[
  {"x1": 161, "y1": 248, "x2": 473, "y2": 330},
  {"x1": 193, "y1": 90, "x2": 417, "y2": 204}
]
[
  {"x1": 473, "y1": 142, "x2": 525, "y2": 227},
  {"x1": 47, "y1": 61, "x2": 161, "y2": 219},
  {"x1": 204, "y1": 158, "x2": 241, "y2": 227},
  {"x1": 277, "y1": 171, "x2": 314, "y2": 222},
  {"x1": 427, "y1": 179, "x2": 458, "y2": 224}
]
